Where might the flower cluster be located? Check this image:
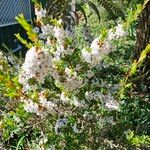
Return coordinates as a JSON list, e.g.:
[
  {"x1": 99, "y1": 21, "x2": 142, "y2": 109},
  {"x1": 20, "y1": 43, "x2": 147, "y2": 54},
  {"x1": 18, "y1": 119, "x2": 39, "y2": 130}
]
[
  {"x1": 105, "y1": 99, "x2": 120, "y2": 111},
  {"x1": 60, "y1": 92, "x2": 86, "y2": 108},
  {"x1": 82, "y1": 24, "x2": 126, "y2": 67},
  {"x1": 81, "y1": 38, "x2": 112, "y2": 67},
  {"x1": 23, "y1": 98, "x2": 47, "y2": 117},
  {"x1": 19, "y1": 46, "x2": 52, "y2": 91},
  {"x1": 85, "y1": 91, "x2": 103, "y2": 100},
  {"x1": 85, "y1": 91, "x2": 120, "y2": 111},
  {"x1": 35, "y1": 7, "x2": 46, "y2": 20},
  {"x1": 18, "y1": 5, "x2": 123, "y2": 121},
  {"x1": 53, "y1": 25, "x2": 73, "y2": 59},
  {"x1": 22, "y1": 92, "x2": 57, "y2": 117},
  {"x1": 107, "y1": 24, "x2": 126, "y2": 41}
]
